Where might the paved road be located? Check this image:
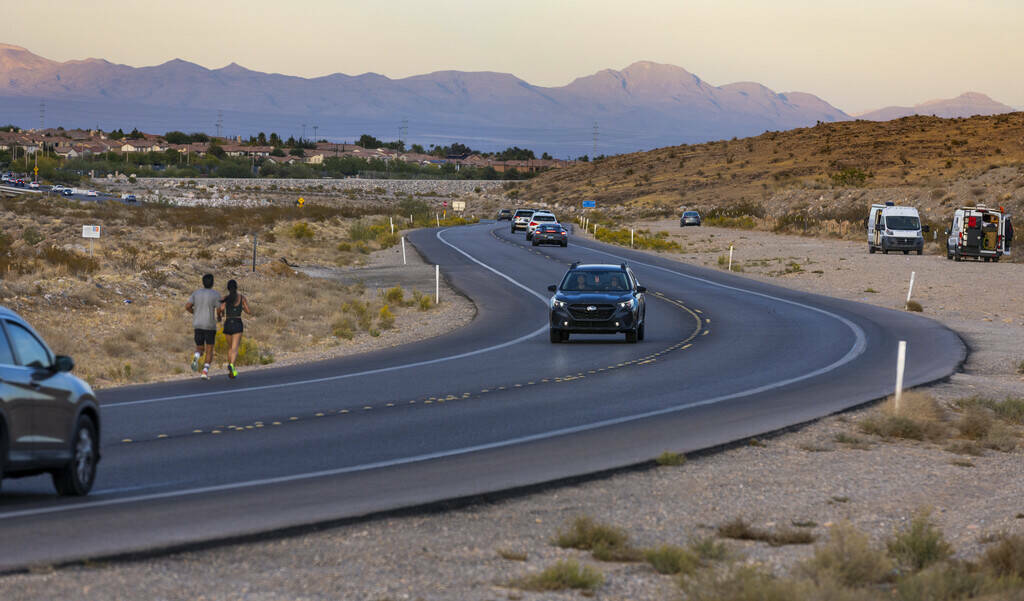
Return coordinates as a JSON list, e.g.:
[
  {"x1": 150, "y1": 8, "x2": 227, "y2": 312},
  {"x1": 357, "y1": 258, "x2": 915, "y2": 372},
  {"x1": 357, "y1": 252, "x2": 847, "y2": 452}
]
[{"x1": 0, "y1": 222, "x2": 964, "y2": 570}]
